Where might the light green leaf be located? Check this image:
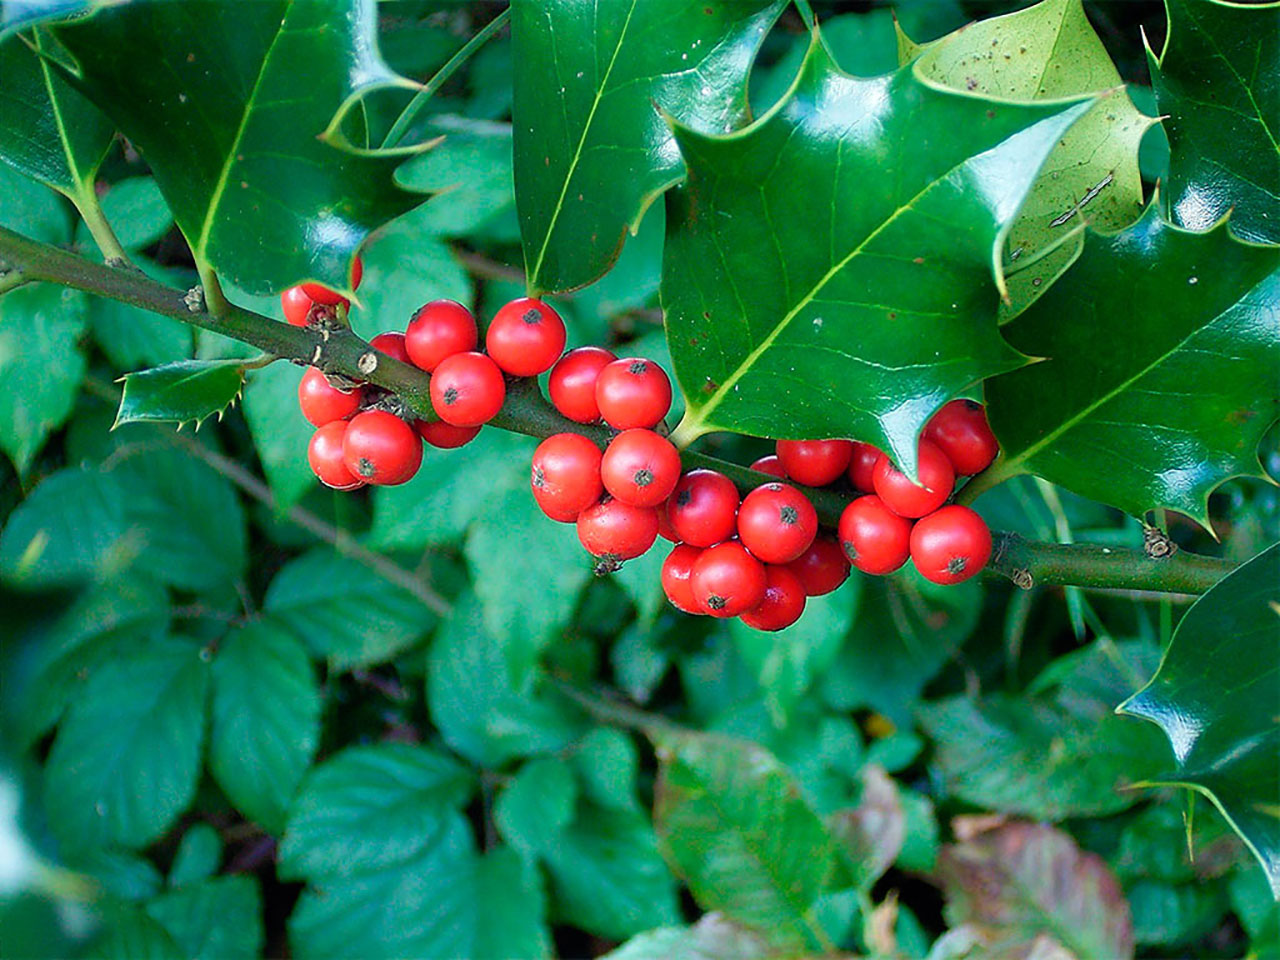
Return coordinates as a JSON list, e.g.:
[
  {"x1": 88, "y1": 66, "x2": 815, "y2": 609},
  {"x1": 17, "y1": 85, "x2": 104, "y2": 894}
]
[
  {"x1": 264, "y1": 548, "x2": 437, "y2": 669},
  {"x1": 604, "y1": 913, "x2": 772, "y2": 960},
  {"x1": 495, "y1": 757, "x2": 578, "y2": 861},
  {"x1": 43, "y1": 638, "x2": 210, "y2": 855},
  {"x1": 1118, "y1": 542, "x2": 1280, "y2": 897},
  {"x1": 210, "y1": 621, "x2": 320, "y2": 834},
  {"x1": 98, "y1": 177, "x2": 173, "y2": 251},
  {"x1": 167, "y1": 823, "x2": 222, "y2": 888},
  {"x1": 146, "y1": 875, "x2": 263, "y2": 960},
  {"x1": 114, "y1": 359, "x2": 245, "y2": 429},
  {"x1": 241, "y1": 361, "x2": 313, "y2": 510}
]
